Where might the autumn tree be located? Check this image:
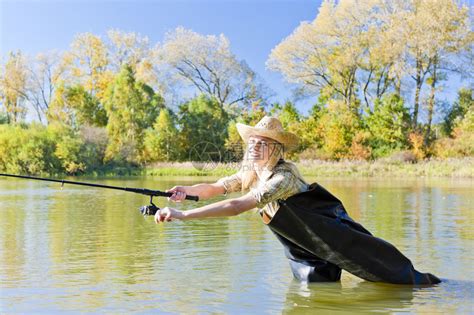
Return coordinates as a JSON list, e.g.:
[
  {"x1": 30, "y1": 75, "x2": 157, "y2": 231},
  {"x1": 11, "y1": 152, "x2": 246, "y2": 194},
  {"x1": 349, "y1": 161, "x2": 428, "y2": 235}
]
[
  {"x1": 62, "y1": 33, "x2": 112, "y2": 103},
  {"x1": 106, "y1": 29, "x2": 155, "y2": 85},
  {"x1": 0, "y1": 51, "x2": 28, "y2": 123},
  {"x1": 267, "y1": 0, "x2": 376, "y2": 110},
  {"x1": 393, "y1": 0, "x2": 471, "y2": 135}
]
